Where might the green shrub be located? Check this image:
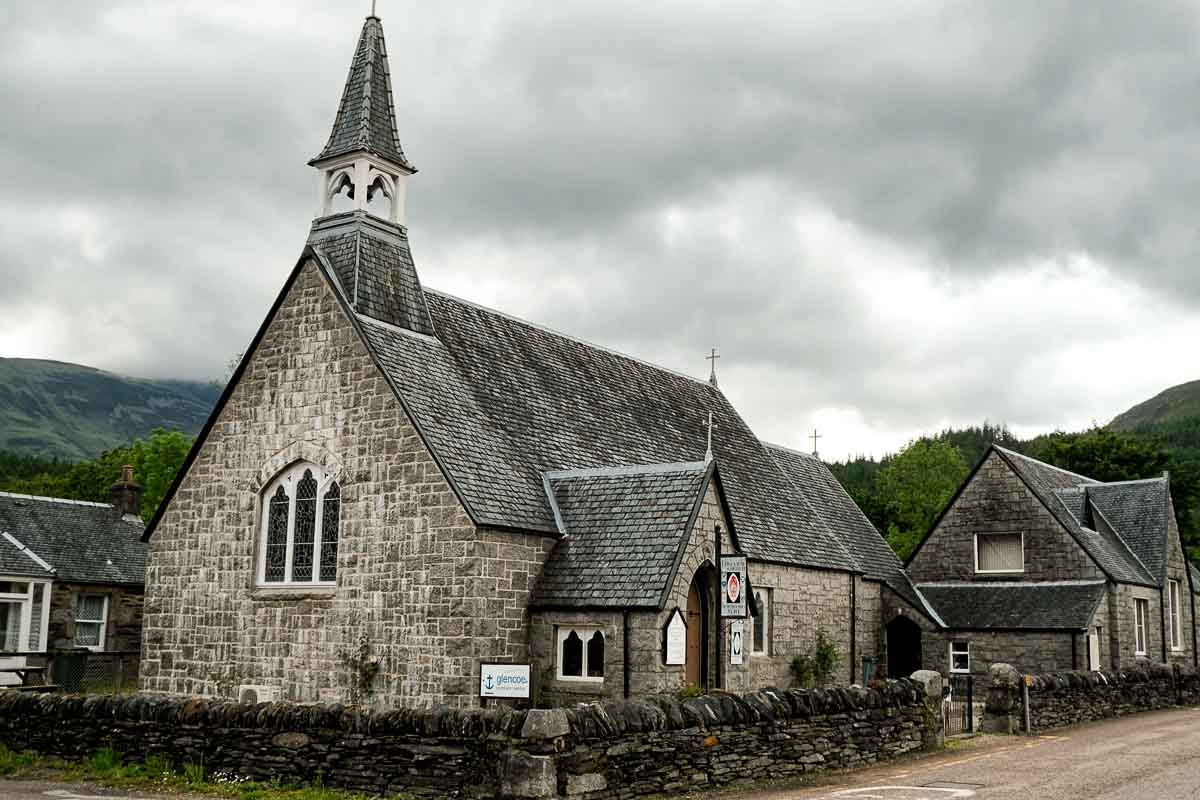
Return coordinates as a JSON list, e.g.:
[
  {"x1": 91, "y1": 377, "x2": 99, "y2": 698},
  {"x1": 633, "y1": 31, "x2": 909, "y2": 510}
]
[
  {"x1": 87, "y1": 746, "x2": 123, "y2": 776},
  {"x1": 790, "y1": 654, "x2": 815, "y2": 688},
  {"x1": 677, "y1": 682, "x2": 705, "y2": 700},
  {"x1": 813, "y1": 629, "x2": 840, "y2": 687},
  {"x1": 183, "y1": 759, "x2": 206, "y2": 785}
]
